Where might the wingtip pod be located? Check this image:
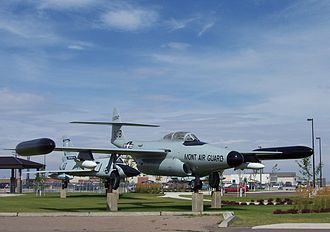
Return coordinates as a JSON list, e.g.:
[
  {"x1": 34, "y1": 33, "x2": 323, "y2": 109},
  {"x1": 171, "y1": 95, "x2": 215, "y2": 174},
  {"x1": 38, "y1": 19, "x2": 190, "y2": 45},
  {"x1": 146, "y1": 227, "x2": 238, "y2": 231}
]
[
  {"x1": 253, "y1": 146, "x2": 313, "y2": 160},
  {"x1": 16, "y1": 138, "x2": 56, "y2": 156}
]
